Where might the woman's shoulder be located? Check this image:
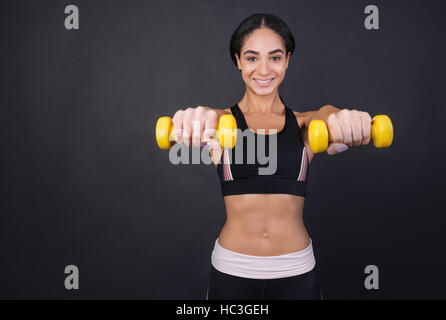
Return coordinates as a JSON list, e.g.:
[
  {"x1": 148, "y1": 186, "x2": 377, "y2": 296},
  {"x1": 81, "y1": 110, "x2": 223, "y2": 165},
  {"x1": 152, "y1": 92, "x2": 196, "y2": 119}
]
[
  {"x1": 212, "y1": 107, "x2": 232, "y2": 118},
  {"x1": 289, "y1": 107, "x2": 307, "y2": 130}
]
